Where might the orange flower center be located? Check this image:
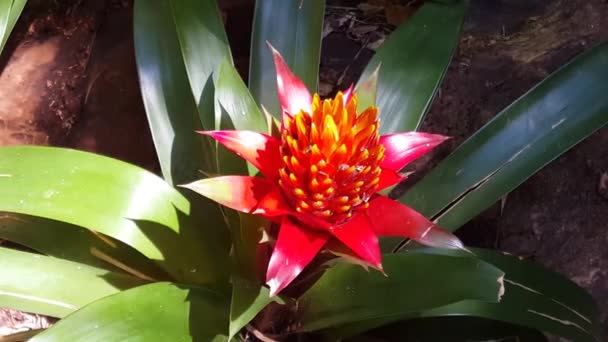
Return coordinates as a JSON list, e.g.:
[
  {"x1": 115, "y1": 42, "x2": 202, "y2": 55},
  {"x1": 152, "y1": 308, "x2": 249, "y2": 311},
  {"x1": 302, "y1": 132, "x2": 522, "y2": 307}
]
[{"x1": 278, "y1": 92, "x2": 385, "y2": 223}]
